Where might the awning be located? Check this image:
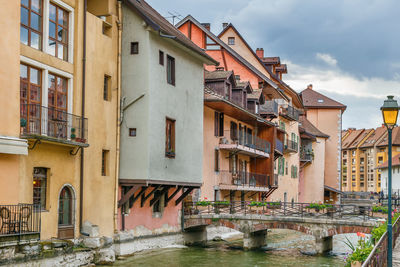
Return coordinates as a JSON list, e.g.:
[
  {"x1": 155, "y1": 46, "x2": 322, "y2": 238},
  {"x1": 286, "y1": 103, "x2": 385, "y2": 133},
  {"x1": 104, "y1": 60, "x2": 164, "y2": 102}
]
[
  {"x1": 0, "y1": 136, "x2": 28, "y2": 155},
  {"x1": 324, "y1": 185, "x2": 343, "y2": 195}
]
